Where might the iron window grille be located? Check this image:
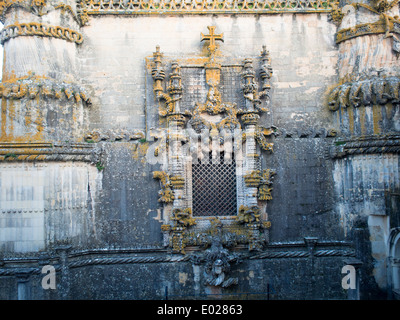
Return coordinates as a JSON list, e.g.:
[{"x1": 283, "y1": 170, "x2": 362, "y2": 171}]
[{"x1": 191, "y1": 152, "x2": 237, "y2": 217}]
